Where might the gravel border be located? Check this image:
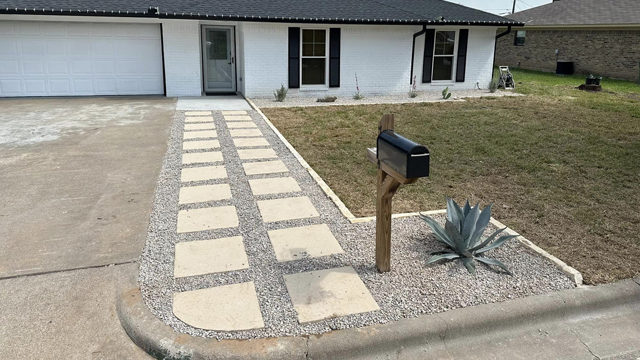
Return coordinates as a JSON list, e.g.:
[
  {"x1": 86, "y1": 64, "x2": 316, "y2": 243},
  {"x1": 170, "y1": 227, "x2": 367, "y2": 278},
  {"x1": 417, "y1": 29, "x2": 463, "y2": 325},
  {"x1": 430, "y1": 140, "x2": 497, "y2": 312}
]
[
  {"x1": 138, "y1": 107, "x2": 574, "y2": 340},
  {"x1": 251, "y1": 89, "x2": 521, "y2": 108}
]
